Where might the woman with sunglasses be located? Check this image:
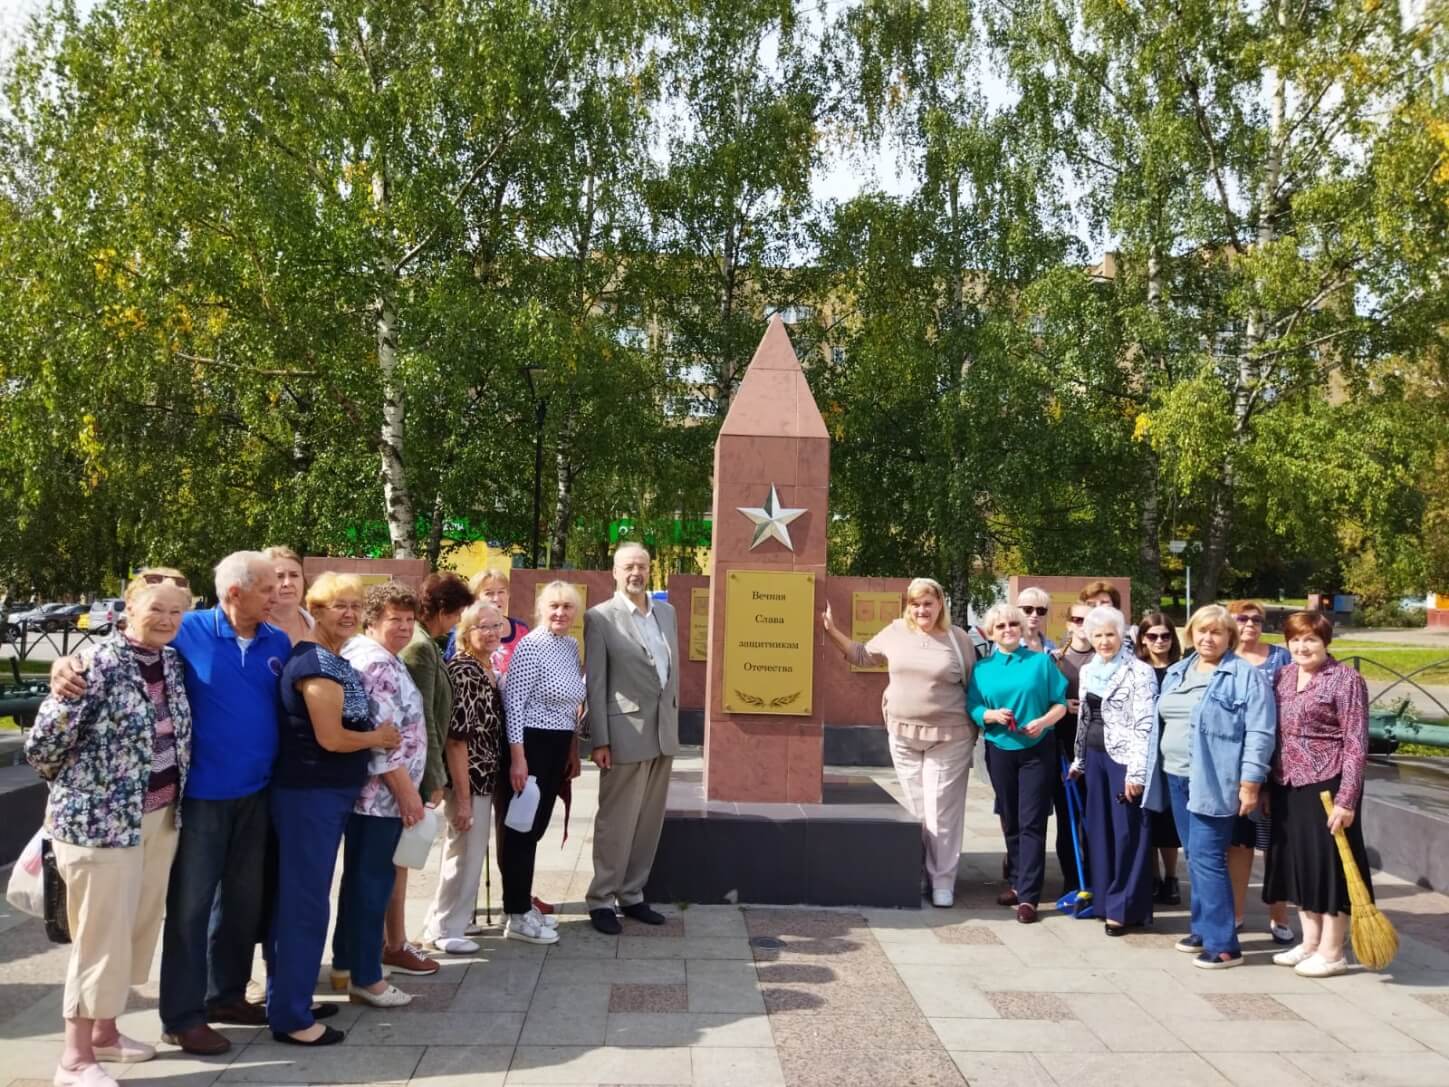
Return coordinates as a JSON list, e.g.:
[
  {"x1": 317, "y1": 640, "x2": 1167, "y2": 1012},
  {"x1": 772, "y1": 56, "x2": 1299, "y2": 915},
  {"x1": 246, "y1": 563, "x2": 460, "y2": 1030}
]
[
  {"x1": 1049, "y1": 602, "x2": 1095, "y2": 901},
  {"x1": 28, "y1": 570, "x2": 195, "y2": 1084},
  {"x1": 1135, "y1": 611, "x2": 1183, "y2": 905},
  {"x1": 968, "y1": 604, "x2": 1068, "y2": 923},
  {"x1": 1015, "y1": 588, "x2": 1057, "y2": 654},
  {"x1": 1226, "y1": 600, "x2": 1294, "y2": 945}
]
